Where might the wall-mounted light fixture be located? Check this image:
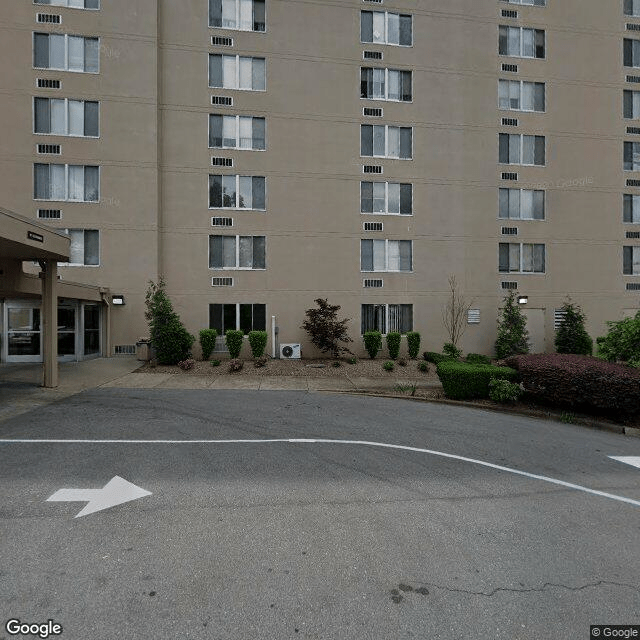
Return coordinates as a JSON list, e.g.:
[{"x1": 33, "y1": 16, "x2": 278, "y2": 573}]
[
  {"x1": 517, "y1": 295, "x2": 528, "y2": 305},
  {"x1": 112, "y1": 295, "x2": 125, "y2": 306}
]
